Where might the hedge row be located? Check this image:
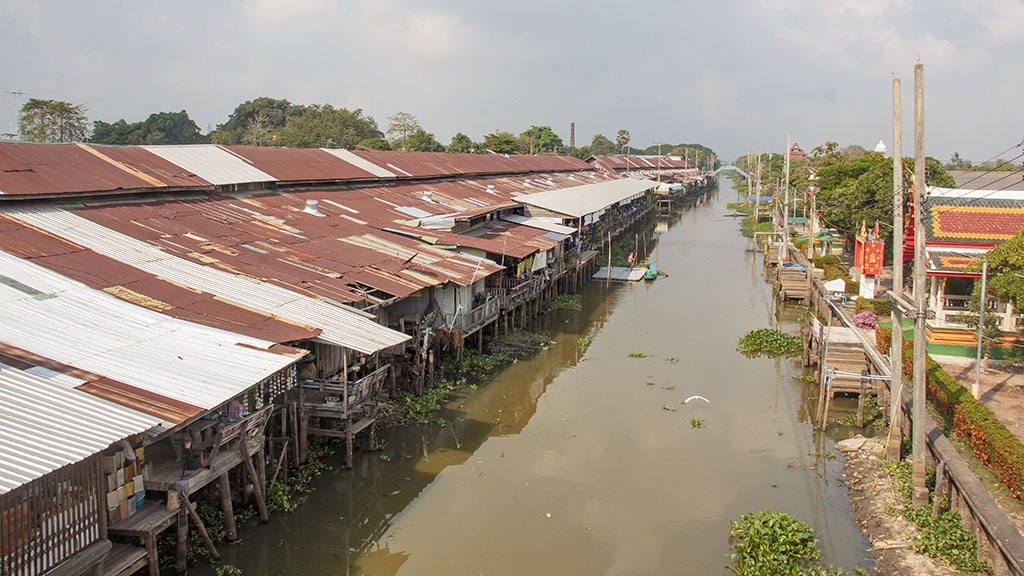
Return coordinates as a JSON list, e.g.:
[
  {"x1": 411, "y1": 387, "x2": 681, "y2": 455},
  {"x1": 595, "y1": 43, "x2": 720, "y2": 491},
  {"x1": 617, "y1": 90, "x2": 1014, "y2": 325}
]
[
  {"x1": 875, "y1": 325, "x2": 1024, "y2": 499},
  {"x1": 856, "y1": 297, "x2": 893, "y2": 317}
]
